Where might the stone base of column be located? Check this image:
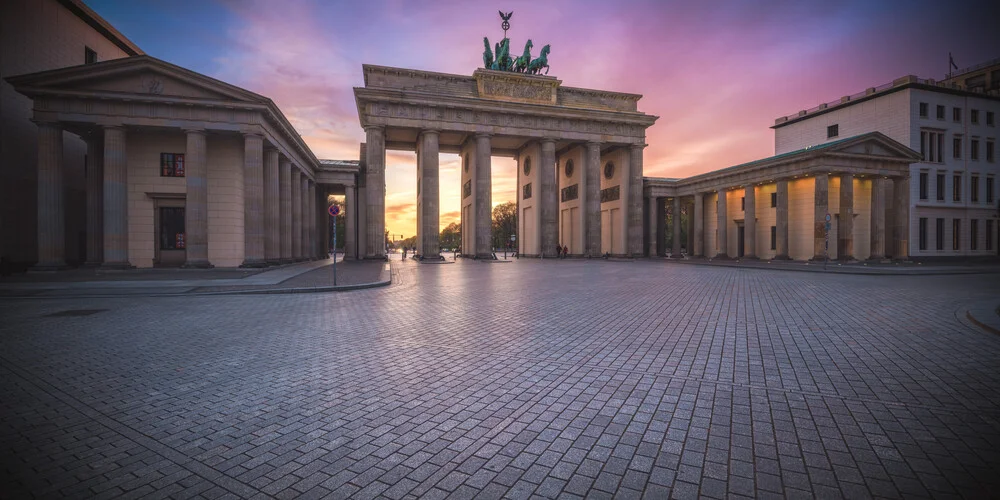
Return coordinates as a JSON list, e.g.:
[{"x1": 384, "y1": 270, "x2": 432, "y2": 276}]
[
  {"x1": 741, "y1": 256, "x2": 759, "y2": 261},
  {"x1": 837, "y1": 257, "x2": 857, "y2": 263},
  {"x1": 866, "y1": 256, "x2": 891, "y2": 263},
  {"x1": 808, "y1": 256, "x2": 828, "y2": 262},
  {"x1": 668, "y1": 254, "x2": 683, "y2": 259},
  {"x1": 713, "y1": 253, "x2": 732, "y2": 260},
  {"x1": 475, "y1": 252, "x2": 496, "y2": 260},
  {"x1": 266, "y1": 259, "x2": 282, "y2": 266},
  {"x1": 182, "y1": 261, "x2": 214, "y2": 269},
  {"x1": 240, "y1": 260, "x2": 268, "y2": 268},
  {"x1": 29, "y1": 263, "x2": 69, "y2": 273},
  {"x1": 364, "y1": 256, "x2": 389, "y2": 261},
  {"x1": 772, "y1": 254, "x2": 792, "y2": 261},
  {"x1": 81, "y1": 260, "x2": 103, "y2": 268},
  {"x1": 99, "y1": 262, "x2": 135, "y2": 271}
]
